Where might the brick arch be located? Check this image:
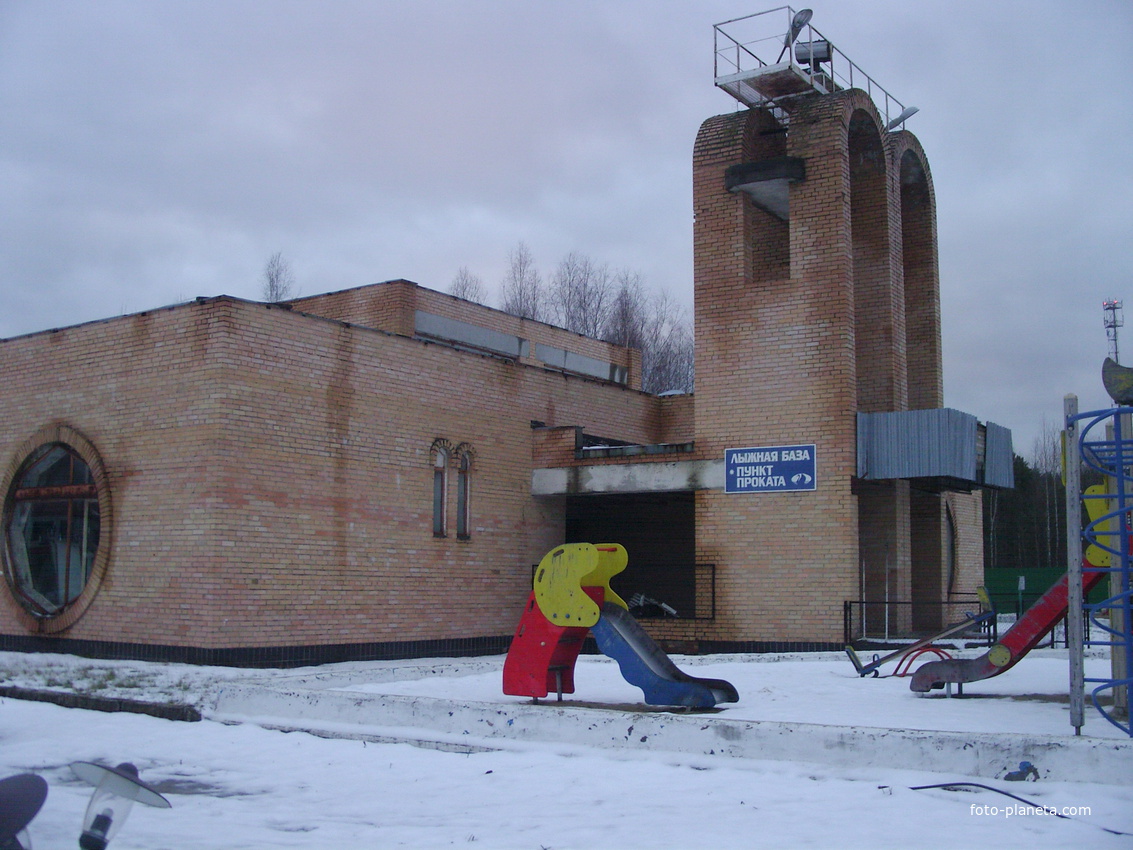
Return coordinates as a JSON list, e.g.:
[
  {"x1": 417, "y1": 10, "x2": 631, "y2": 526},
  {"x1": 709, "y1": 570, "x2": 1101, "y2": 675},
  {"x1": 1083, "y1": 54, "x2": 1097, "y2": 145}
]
[
  {"x1": 453, "y1": 442, "x2": 475, "y2": 468},
  {"x1": 847, "y1": 105, "x2": 898, "y2": 413},
  {"x1": 892, "y1": 135, "x2": 942, "y2": 409},
  {"x1": 0, "y1": 422, "x2": 113, "y2": 634},
  {"x1": 692, "y1": 108, "x2": 792, "y2": 293},
  {"x1": 429, "y1": 437, "x2": 456, "y2": 460},
  {"x1": 789, "y1": 89, "x2": 901, "y2": 412}
]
